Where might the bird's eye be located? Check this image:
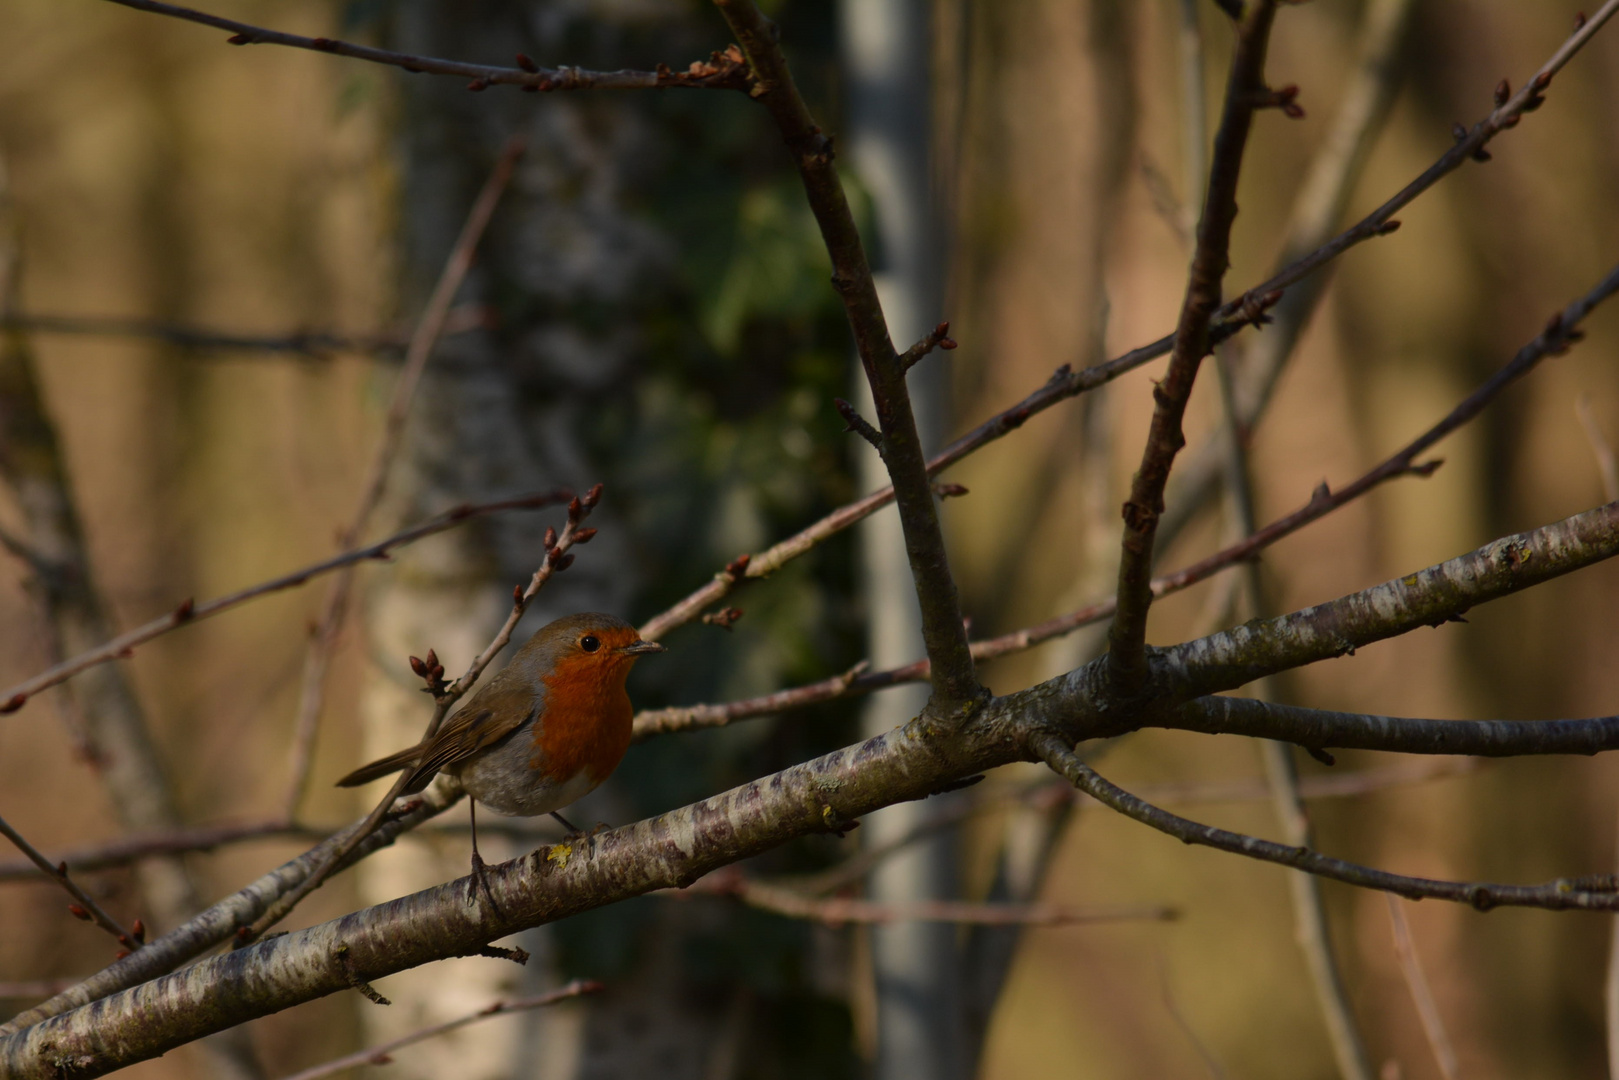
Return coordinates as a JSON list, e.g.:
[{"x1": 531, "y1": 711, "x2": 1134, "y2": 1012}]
[{"x1": 580, "y1": 635, "x2": 600, "y2": 653}]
